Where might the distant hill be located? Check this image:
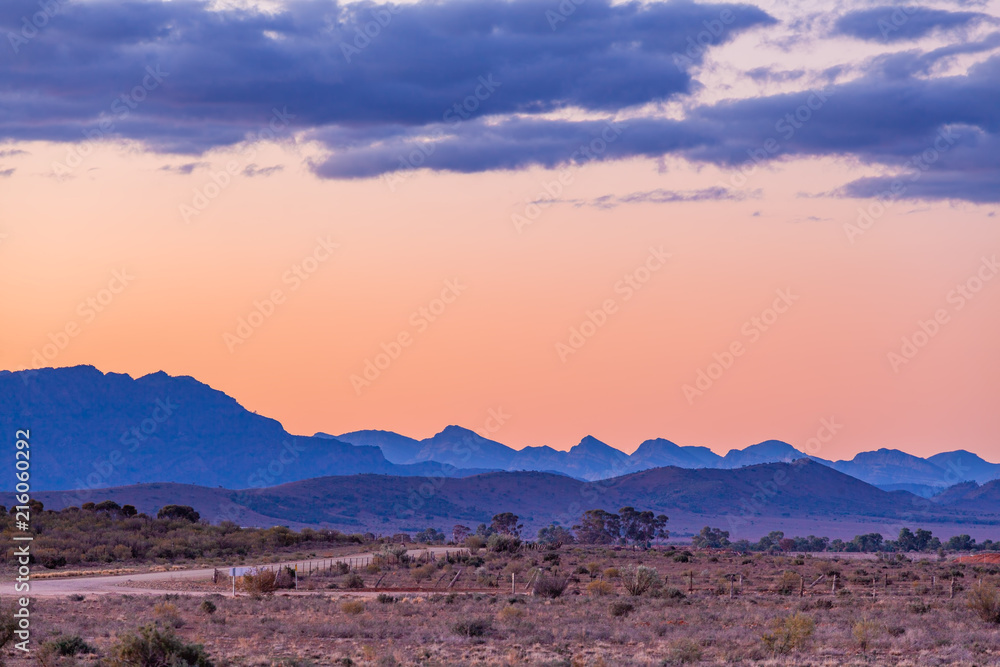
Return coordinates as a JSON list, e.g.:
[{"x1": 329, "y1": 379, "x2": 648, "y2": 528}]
[
  {"x1": 25, "y1": 460, "x2": 993, "y2": 540},
  {"x1": 928, "y1": 450, "x2": 1000, "y2": 485},
  {"x1": 0, "y1": 366, "x2": 475, "y2": 491}
]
